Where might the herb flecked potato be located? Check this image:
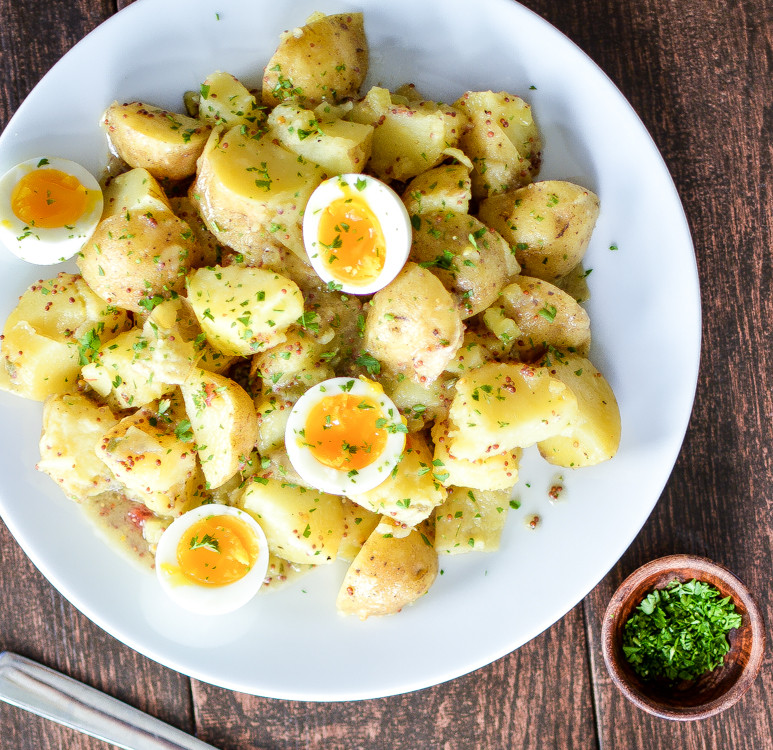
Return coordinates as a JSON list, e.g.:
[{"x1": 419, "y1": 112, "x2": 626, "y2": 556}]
[
  {"x1": 190, "y1": 125, "x2": 324, "y2": 260},
  {"x1": 103, "y1": 101, "x2": 211, "y2": 180},
  {"x1": 97, "y1": 395, "x2": 202, "y2": 518},
  {"x1": 38, "y1": 393, "x2": 119, "y2": 500},
  {"x1": 180, "y1": 368, "x2": 258, "y2": 489},
  {"x1": 262, "y1": 12, "x2": 368, "y2": 108},
  {"x1": 78, "y1": 168, "x2": 199, "y2": 312},
  {"x1": 537, "y1": 353, "x2": 621, "y2": 467},
  {"x1": 478, "y1": 180, "x2": 600, "y2": 281},
  {"x1": 0, "y1": 273, "x2": 130, "y2": 400},
  {"x1": 239, "y1": 476, "x2": 345, "y2": 564},
  {"x1": 336, "y1": 519, "x2": 438, "y2": 619},
  {"x1": 363, "y1": 262, "x2": 464, "y2": 383},
  {"x1": 409, "y1": 211, "x2": 515, "y2": 318},
  {"x1": 495, "y1": 276, "x2": 591, "y2": 359},
  {"x1": 446, "y1": 361, "x2": 579, "y2": 460}
]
